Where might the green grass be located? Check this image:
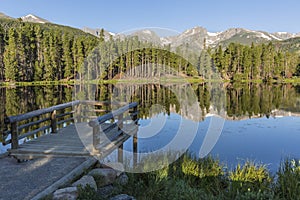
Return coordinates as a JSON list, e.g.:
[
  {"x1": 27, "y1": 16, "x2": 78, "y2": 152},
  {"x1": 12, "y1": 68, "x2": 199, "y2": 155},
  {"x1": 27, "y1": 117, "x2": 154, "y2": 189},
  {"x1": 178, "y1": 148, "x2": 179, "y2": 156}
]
[
  {"x1": 38, "y1": 154, "x2": 300, "y2": 200},
  {"x1": 275, "y1": 159, "x2": 300, "y2": 199},
  {"x1": 110, "y1": 155, "x2": 299, "y2": 200}
]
